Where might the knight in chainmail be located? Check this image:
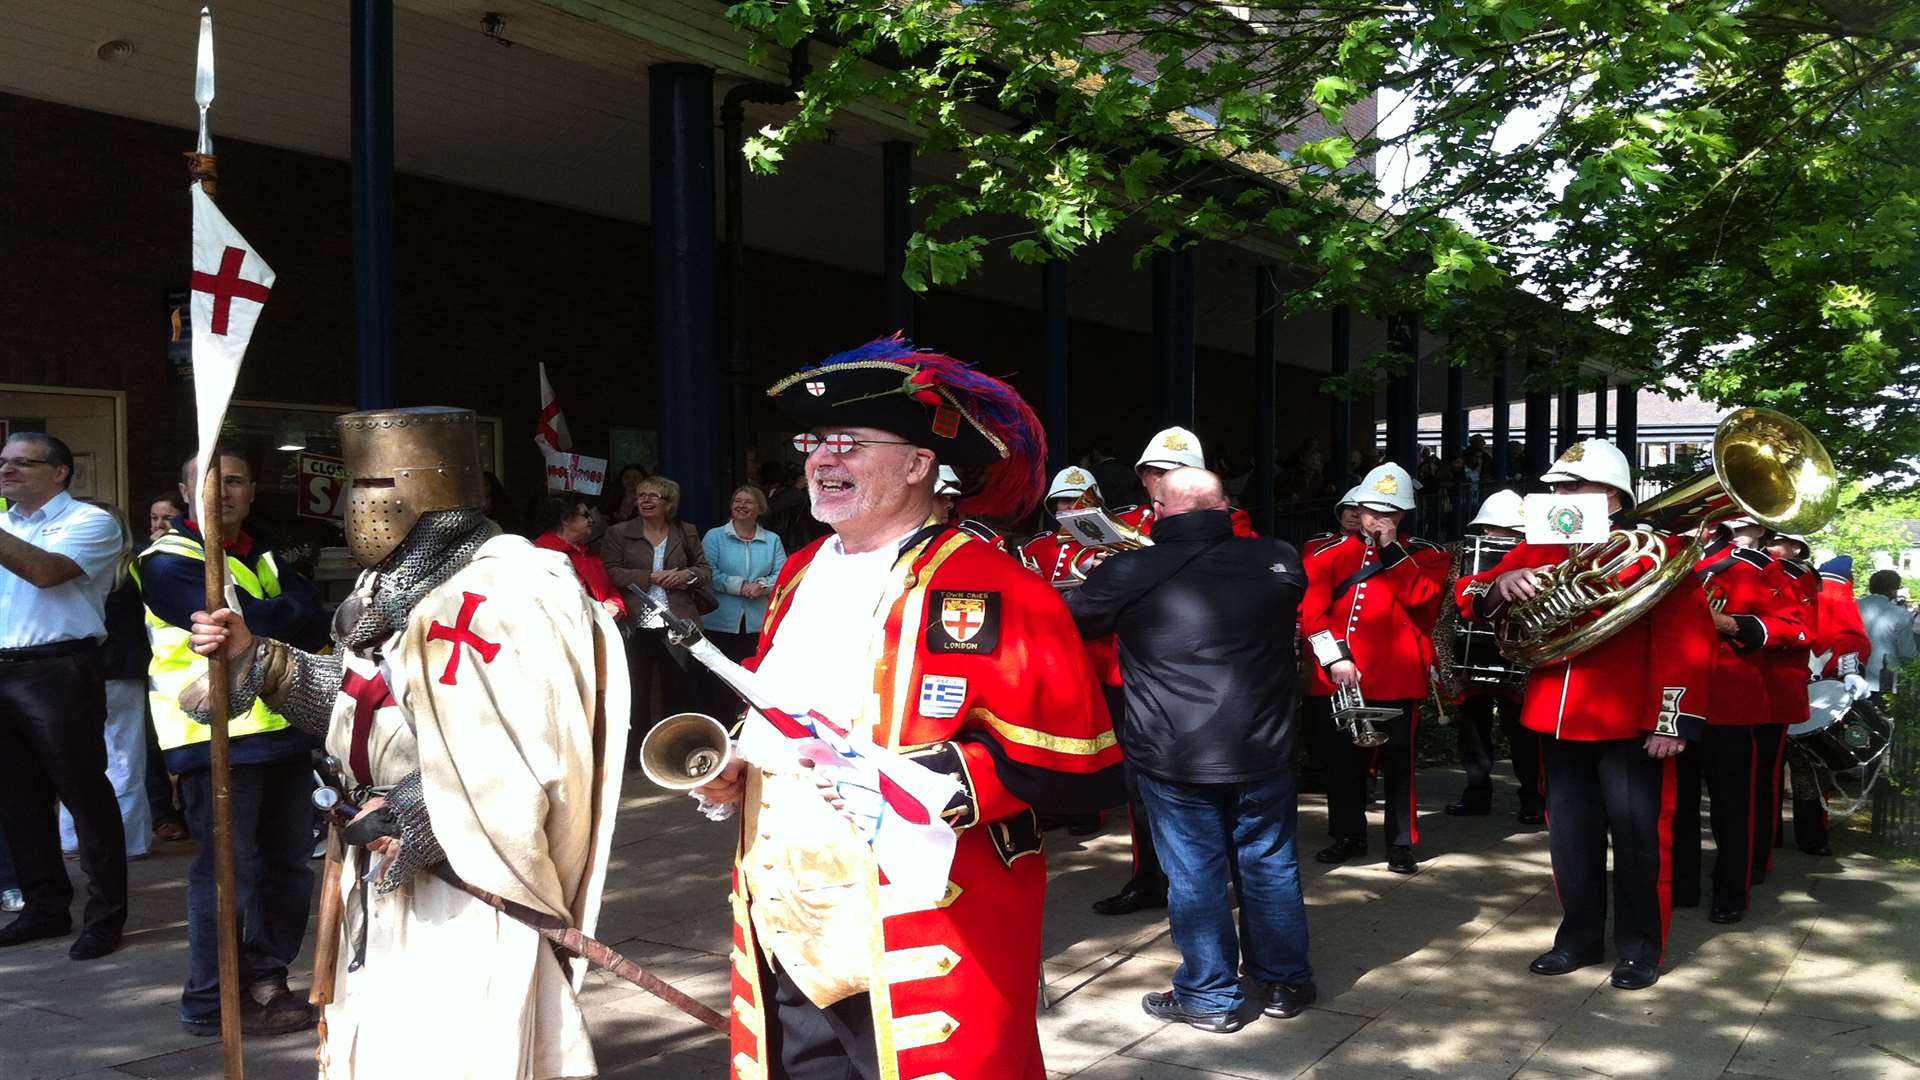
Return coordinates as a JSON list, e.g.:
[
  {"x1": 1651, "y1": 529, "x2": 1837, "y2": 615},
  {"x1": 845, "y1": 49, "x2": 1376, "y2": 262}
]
[{"x1": 182, "y1": 407, "x2": 630, "y2": 1079}]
